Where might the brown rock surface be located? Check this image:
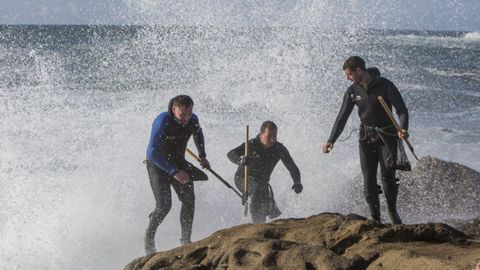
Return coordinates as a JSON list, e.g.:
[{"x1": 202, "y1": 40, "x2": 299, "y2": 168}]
[
  {"x1": 447, "y1": 218, "x2": 480, "y2": 238},
  {"x1": 124, "y1": 213, "x2": 480, "y2": 270},
  {"x1": 398, "y1": 156, "x2": 480, "y2": 220}
]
